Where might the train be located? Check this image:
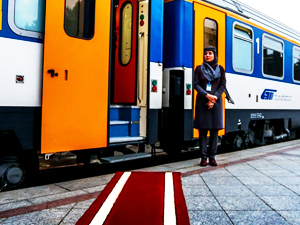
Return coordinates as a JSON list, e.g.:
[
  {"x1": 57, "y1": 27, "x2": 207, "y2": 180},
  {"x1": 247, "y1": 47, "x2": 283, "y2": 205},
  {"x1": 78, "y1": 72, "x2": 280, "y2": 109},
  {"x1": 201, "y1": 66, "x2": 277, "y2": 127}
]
[{"x1": 0, "y1": 0, "x2": 299, "y2": 190}]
